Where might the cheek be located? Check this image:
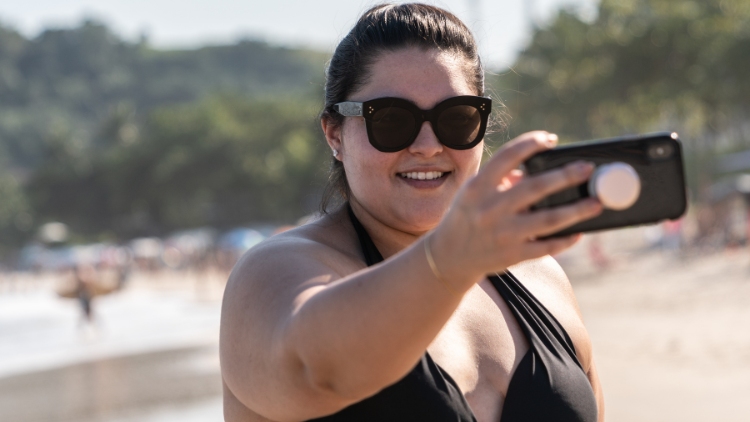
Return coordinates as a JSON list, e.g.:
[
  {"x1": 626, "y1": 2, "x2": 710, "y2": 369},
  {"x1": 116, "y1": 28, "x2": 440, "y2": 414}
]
[
  {"x1": 341, "y1": 121, "x2": 394, "y2": 187},
  {"x1": 455, "y1": 147, "x2": 483, "y2": 177},
  {"x1": 340, "y1": 119, "x2": 368, "y2": 155},
  {"x1": 346, "y1": 152, "x2": 393, "y2": 186}
]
